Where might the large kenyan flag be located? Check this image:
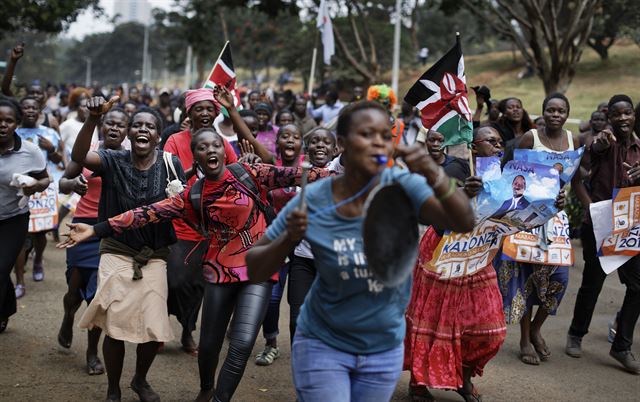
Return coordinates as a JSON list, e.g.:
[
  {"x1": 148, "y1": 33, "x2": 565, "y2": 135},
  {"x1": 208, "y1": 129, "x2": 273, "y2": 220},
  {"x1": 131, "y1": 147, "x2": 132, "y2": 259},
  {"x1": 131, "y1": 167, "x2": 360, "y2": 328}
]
[
  {"x1": 404, "y1": 36, "x2": 472, "y2": 147},
  {"x1": 203, "y1": 41, "x2": 241, "y2": 108}
]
